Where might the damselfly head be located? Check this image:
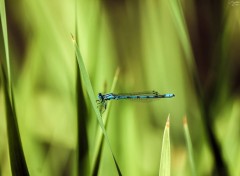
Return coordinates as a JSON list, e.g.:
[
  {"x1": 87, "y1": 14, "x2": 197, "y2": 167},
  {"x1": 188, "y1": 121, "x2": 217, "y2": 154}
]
[
  {"x1": 97, "y1": 94, "x2": 107, "y2": 115},
  {"x1": 98, "y1": 93, "x2": 104, "y2": 102}
]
